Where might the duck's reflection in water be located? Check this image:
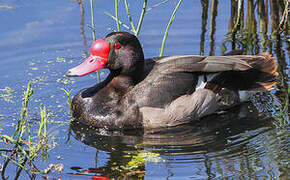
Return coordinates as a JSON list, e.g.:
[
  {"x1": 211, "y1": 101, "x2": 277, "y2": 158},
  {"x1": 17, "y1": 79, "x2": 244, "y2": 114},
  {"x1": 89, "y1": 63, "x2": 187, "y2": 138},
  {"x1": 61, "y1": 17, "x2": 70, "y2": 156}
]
[{"x1": 69, "y1": 102, "x2": 275, "y2": 178}]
